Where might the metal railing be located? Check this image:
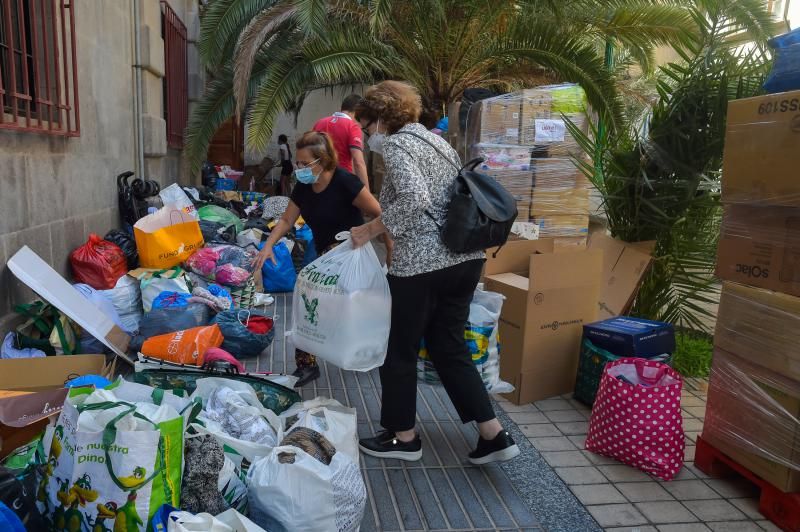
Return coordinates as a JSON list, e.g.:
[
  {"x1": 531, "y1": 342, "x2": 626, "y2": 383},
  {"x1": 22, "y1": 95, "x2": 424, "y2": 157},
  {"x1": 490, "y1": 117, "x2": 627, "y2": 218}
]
[
  {"x1": 0, "y1": 0, "x2": 79, "y2": 135},
  {"x1": 161, "y1": 0, "x2": 187, "y2": 150}
]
